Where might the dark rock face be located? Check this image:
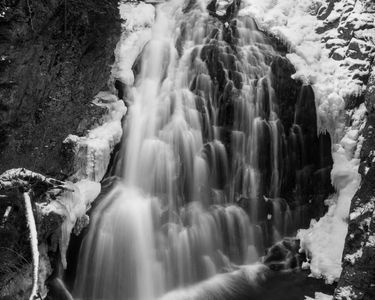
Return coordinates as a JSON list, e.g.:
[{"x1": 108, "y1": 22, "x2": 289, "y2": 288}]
[
  {"x1": 334, "y1": 74, "x2": 375, "y2": 300},
  {"x1": 0, "y1": 0, "x2": 120, "y2": 179}
]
